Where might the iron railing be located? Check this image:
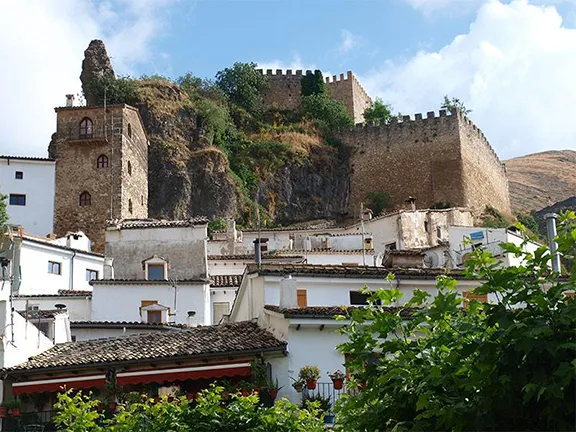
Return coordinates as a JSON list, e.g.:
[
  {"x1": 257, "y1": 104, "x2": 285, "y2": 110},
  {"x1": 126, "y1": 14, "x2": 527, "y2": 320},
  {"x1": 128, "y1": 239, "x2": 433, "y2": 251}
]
[
  {"x1": 62, "y1": 124, "x2": 108, "y2": 141},
  {"x1": 301, "y1": 381, "x2": 346, "y2": 423},
  {"x1": 3, "y1": 410, "x2": 56, "y2": 431}
]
